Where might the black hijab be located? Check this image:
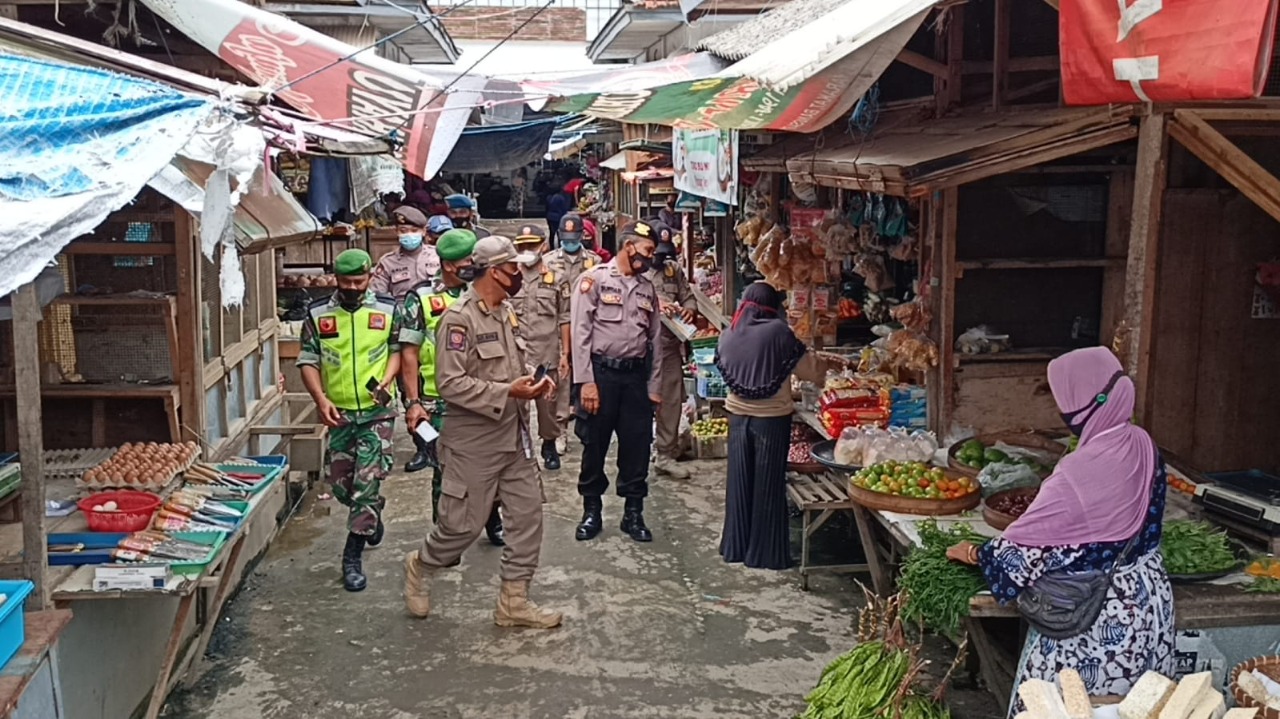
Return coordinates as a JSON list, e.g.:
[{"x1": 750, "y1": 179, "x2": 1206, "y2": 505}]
[{"x1": 715, "y1": 282, "x2": 808, "y2": 399}]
